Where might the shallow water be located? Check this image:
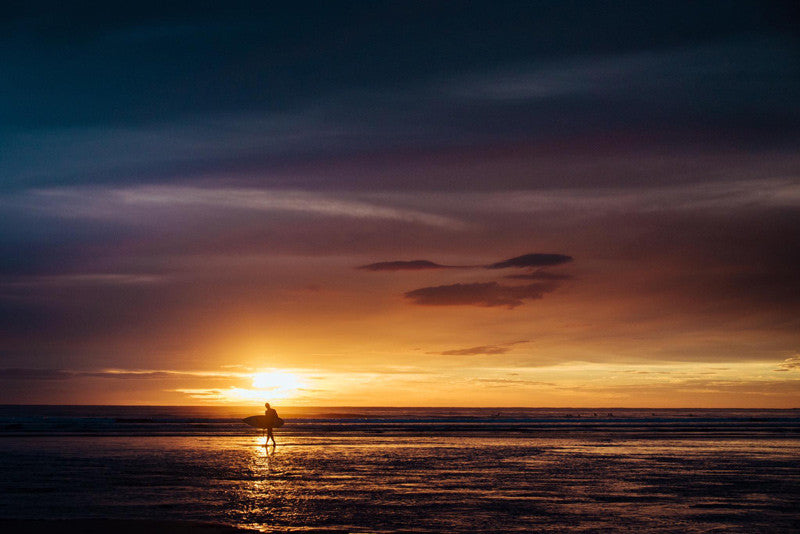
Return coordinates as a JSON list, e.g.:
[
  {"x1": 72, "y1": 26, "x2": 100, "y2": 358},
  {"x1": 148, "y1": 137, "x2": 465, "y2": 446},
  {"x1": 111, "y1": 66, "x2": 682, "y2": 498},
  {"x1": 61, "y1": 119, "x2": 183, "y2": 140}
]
[{"x1": 1, "y1": 432, "x2": 799, "y2": 532}]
